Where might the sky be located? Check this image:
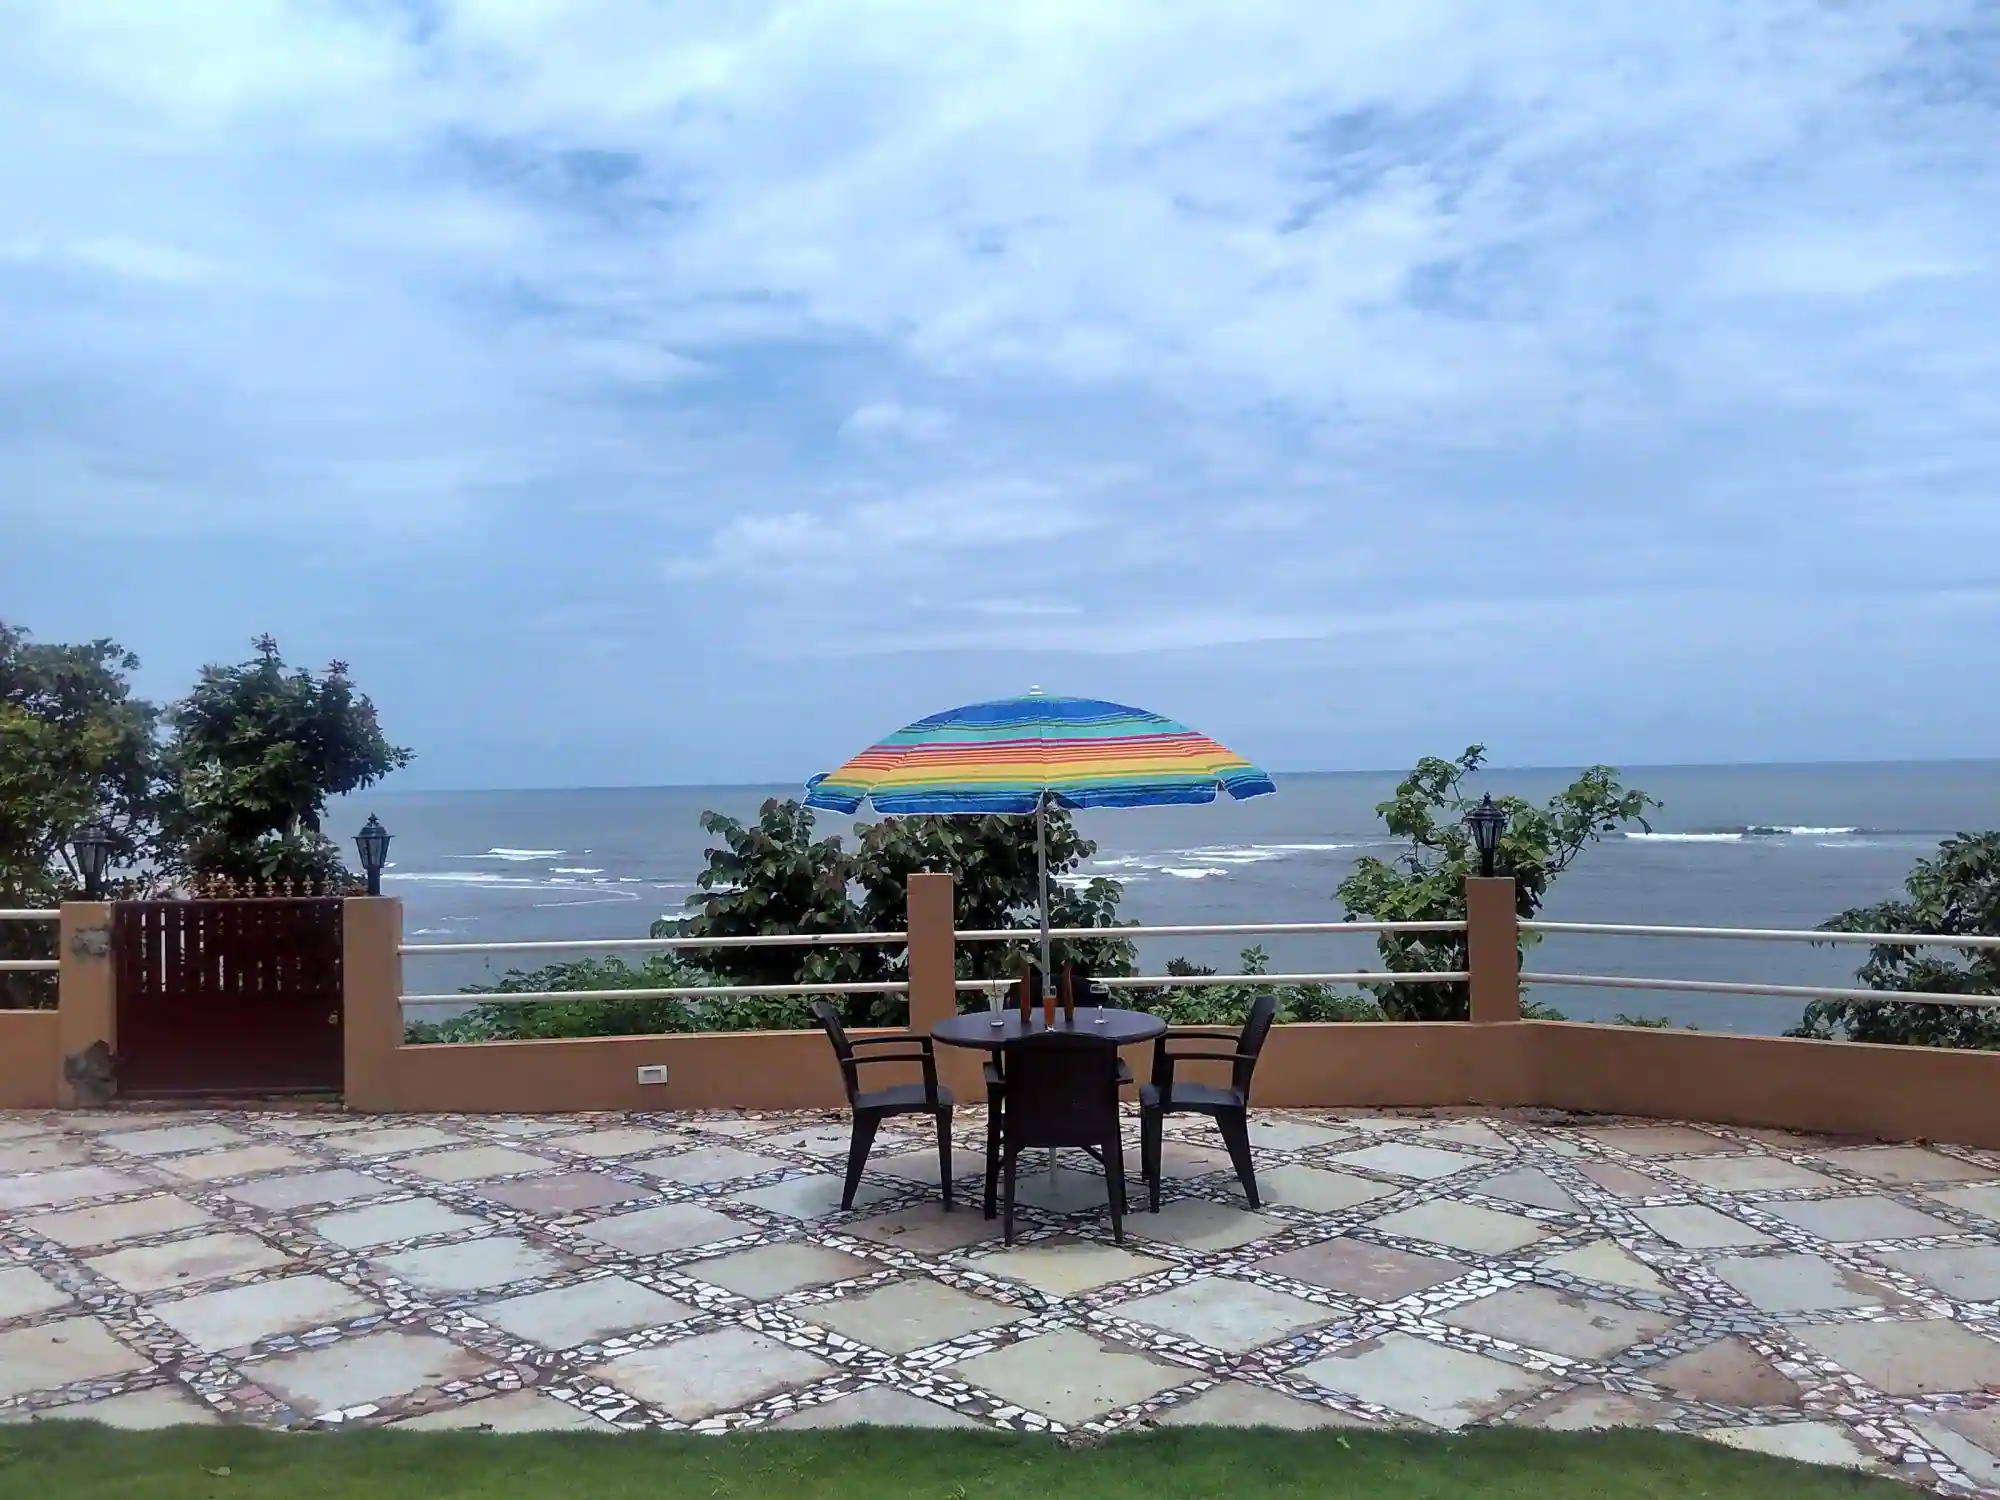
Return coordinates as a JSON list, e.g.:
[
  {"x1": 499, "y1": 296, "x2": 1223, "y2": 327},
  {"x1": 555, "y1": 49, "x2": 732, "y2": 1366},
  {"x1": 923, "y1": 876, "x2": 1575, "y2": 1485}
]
[{"x1": 2, "y1": 2, "x2": 1997, "y2": 791}]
